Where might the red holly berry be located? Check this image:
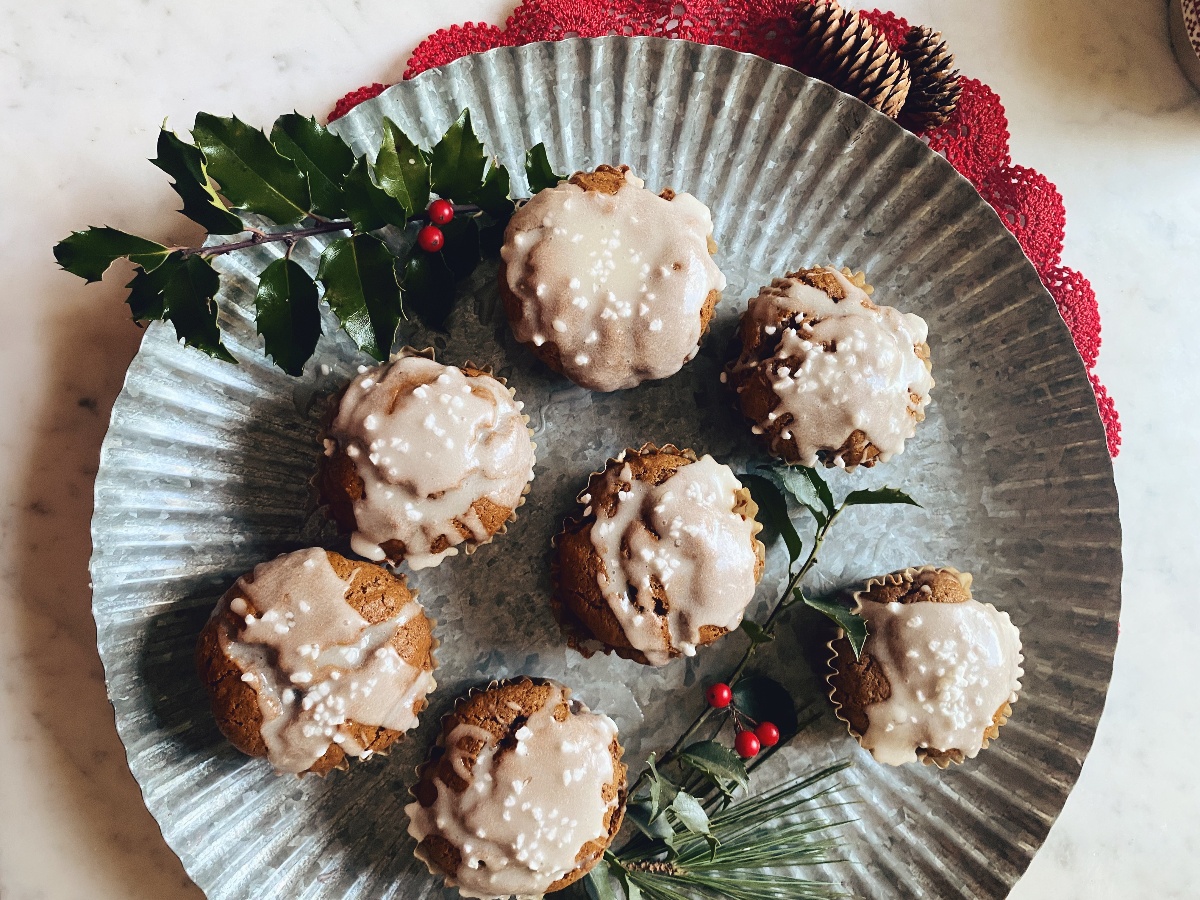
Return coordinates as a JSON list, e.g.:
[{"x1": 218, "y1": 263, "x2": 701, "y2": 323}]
[
  {"x1": 417, "y1": 224, "x2": 444, "y2": 252},
  {"x1": 734, "y1": 730, "x2": 761, "y2": 759},
  {"x1": 755, "y1": 721, "x2": 780, "y2": 748},
  {"x1": 705, "y1": 683, "x2": 732, "y2": 709},
  {"x1": 428, "y1": 198, "x2": 454, "y2": 225}
]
